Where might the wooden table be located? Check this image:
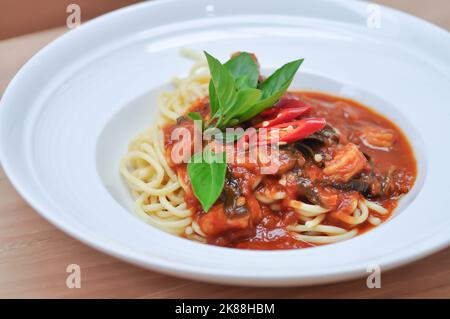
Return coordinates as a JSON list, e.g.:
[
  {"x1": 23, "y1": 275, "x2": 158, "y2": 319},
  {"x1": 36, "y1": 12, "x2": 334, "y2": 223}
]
[{"x1": 1, "y1": 1, "x2": 449, "y2": 298}]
